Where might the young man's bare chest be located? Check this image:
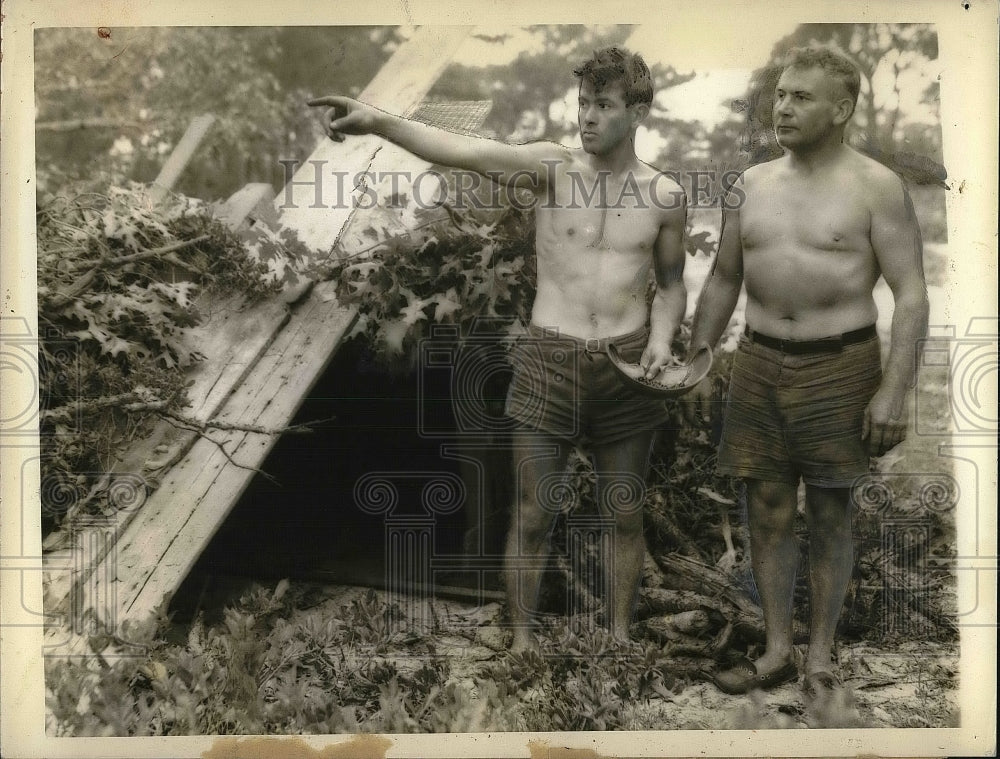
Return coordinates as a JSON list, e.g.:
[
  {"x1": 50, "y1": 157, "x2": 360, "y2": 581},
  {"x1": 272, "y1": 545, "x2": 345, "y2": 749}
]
[
  {"x1": 536, "y1": 166, "x2": 664, "y2": 265},
  {"x1": 538, "y1": 201, "x2": 659, "y2": 256},
  {"x1": 529, "y1": 188, "x2": 663, "y2": 334}
]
